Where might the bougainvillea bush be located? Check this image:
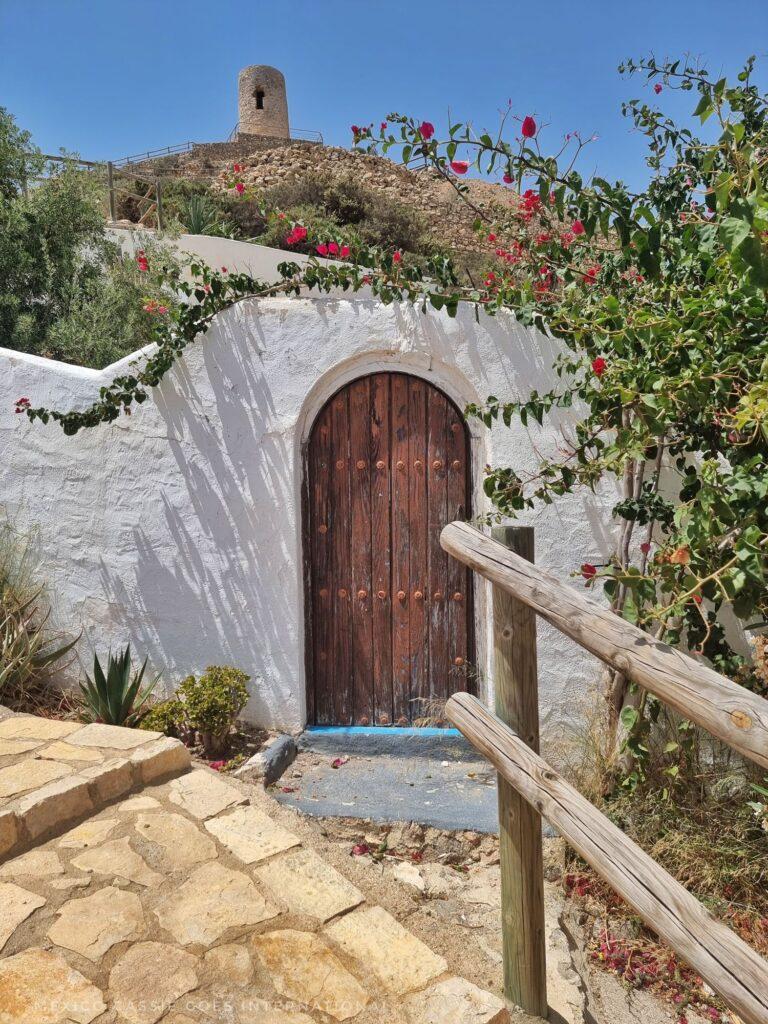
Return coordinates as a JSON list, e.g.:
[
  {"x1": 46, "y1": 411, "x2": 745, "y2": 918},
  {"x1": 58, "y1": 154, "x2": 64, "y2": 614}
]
[{"x1": 18, "y1": 56, "x2": 768, "y2": 789}]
